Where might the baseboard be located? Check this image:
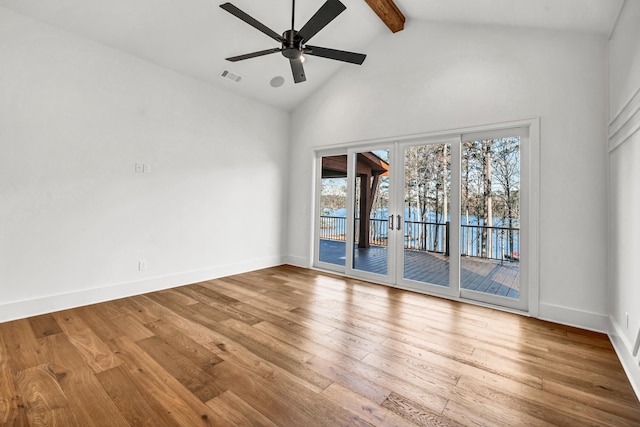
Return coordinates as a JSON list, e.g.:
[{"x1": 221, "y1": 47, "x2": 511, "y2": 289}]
[
  {"x1": 284, "y1": 254, "x2": 310, "y2": 268},
  {"x1": 609, "y1": 317, "x2": 640, "y2": 402},
  {"x1": 0, "y1": 255, "x2": 284, "y2": 324},
  {"x1": 538, "y1": 302, "x2": 609, "y2": 333}
]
